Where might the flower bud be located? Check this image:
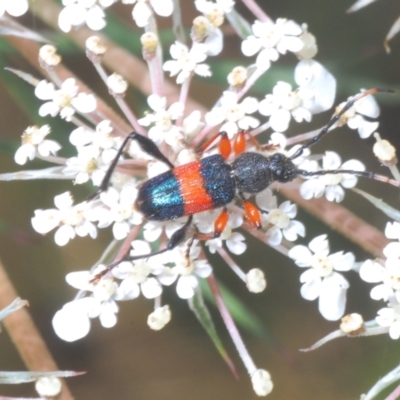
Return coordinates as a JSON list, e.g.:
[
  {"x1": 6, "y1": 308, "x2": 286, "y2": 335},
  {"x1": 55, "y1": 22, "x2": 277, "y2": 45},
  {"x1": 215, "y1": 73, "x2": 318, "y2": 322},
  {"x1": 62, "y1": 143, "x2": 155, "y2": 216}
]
[
  {"x1": 246, "y1": 268, "x2": 267, "y2": 293},
  {"x1": 296, "y1": 24, "x2": 318, "y2": 59},
  {"x1": 148, "y1": 305, "x2": 172, "y2": 330},
  {"x1": 141, "y1": 32, "x2": 159, "y2": 60},
  {"x1": 251, "y1": 369, "x2": 273, "y2": 396},
  {"x1": 191, "y1": 16, "x2": 210, "y2": 42},
  {"x1": 39, "y1": 45, "x2": 61, "y2": 69},
  {"x1": 373, "y1": 133, "x2": 397, "y2": 166},
  {"x1": 107, "y1": 73, "x2": 128, "y2": 96},
  {"x1": 35, "y1": 376, "x2": 62, "y2": 397},
  {"x1": 86, "y1": 36, "x2": 107, "y2": 63},
  {"x1": 227, "y1": 66, "x2": 248, "y2": 88},
  {"x1": 340, "y1": 313, "x2": 365, "y2": 336},
  {"x1": 205, "y1": 5, "x2": 224, "y2": 27}
]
